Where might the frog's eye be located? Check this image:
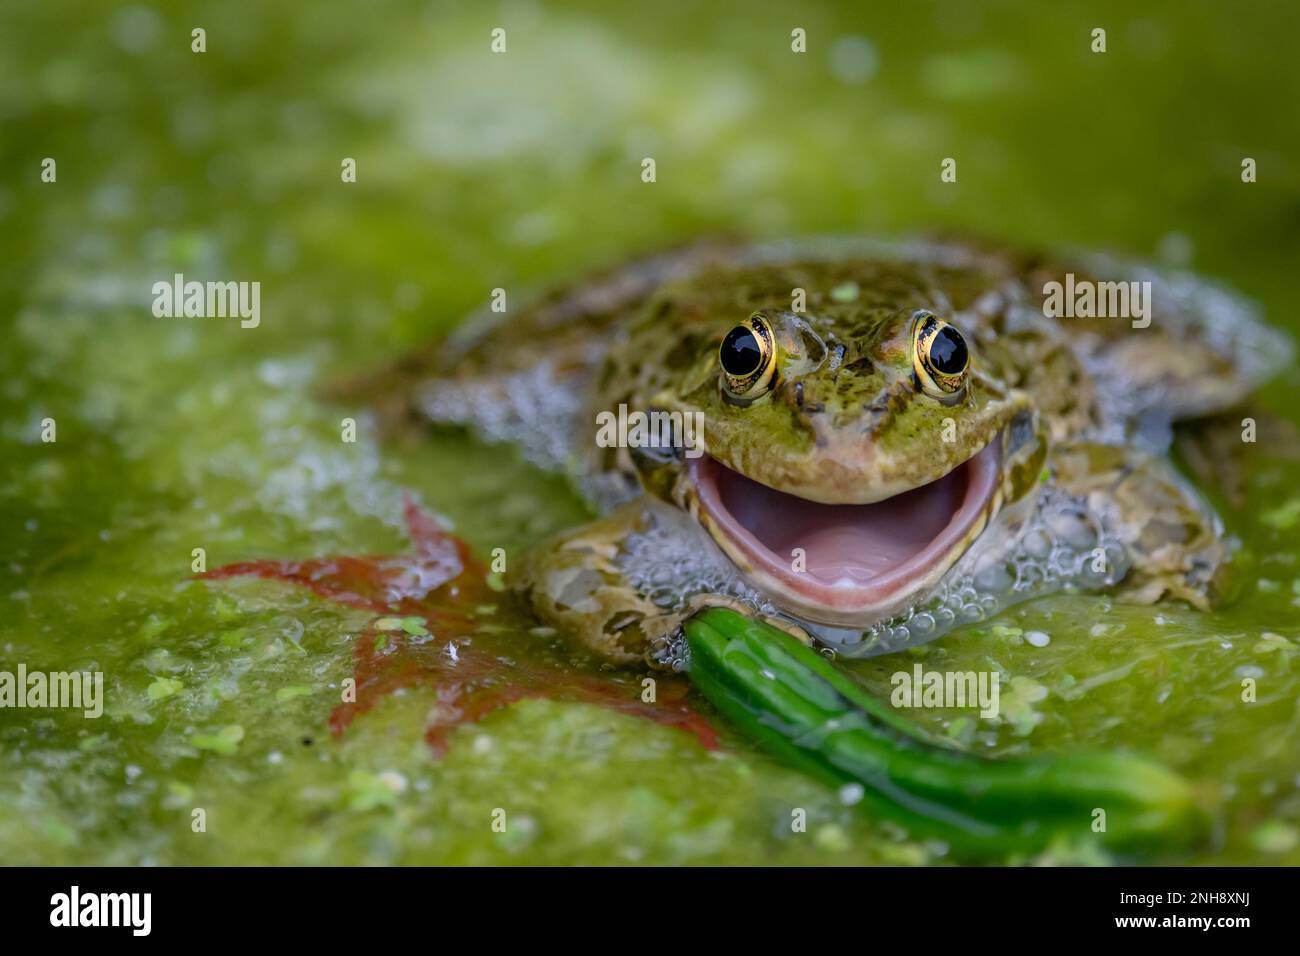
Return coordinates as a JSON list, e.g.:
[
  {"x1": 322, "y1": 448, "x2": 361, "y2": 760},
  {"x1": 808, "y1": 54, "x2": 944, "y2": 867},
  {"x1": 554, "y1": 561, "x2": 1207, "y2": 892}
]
[
  {"x1": 719, "y1": 312, "x2": 778, "y2": 403},
  {"x1": 911, "y1": 311, "x2": 970, "y2": 400}
]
